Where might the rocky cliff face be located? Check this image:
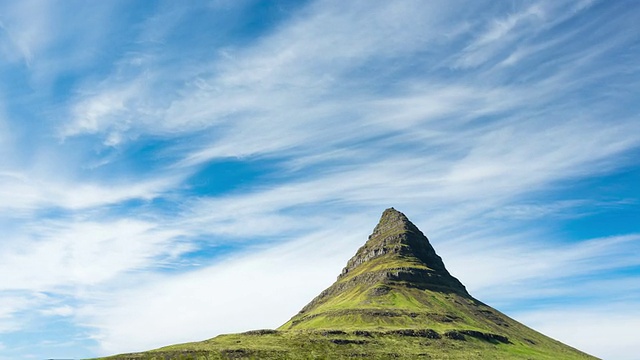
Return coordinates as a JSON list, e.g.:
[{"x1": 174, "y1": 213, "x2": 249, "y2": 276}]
[
  {"x1": 341, "y1": 208, "x2": 446, "y2": 275},
  {"x1": 338, "y1": 207, "x2": 468, "y2": 295},
  {"x1": 287, "y1": 208, "x2": 471, "y2": 321}
]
